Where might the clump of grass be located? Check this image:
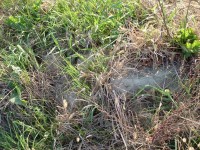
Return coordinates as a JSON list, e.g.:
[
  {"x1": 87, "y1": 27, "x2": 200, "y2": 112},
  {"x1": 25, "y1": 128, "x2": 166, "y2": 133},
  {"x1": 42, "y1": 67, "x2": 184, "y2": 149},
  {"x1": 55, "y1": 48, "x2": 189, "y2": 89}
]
[
  {"x1": 0, "y1": 67, "x2": 58, "y2": 149},
  {"x1": 175, "y1": 28, "x2": 200, "y2": 58},
  {"x1": 0, "y1": 106, "x2": 57, "y2": 149},
  {"x1": 2, "y1": 0, "x2": 150, "y2": 61}
]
